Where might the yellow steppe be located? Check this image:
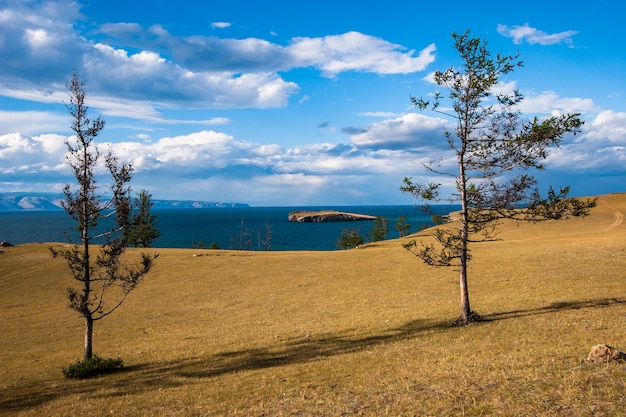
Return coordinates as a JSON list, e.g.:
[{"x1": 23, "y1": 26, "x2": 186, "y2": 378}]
[{"x1": 0, "y1": 193, "x2": 624, "y2": 416}]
